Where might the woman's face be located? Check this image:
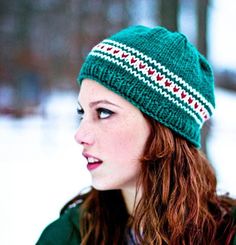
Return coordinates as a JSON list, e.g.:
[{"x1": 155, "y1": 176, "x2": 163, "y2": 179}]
[{"x1": 75, "y1": 79, "x2": 150, "y2": 191}]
